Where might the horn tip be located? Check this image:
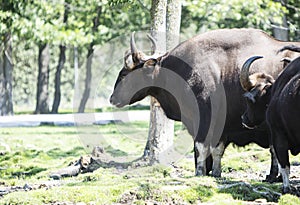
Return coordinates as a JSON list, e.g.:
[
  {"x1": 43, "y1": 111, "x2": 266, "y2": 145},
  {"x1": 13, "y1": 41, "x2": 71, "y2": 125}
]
[{"x1": 254, "y1": 56, "x2": 263, "y2": 60}]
